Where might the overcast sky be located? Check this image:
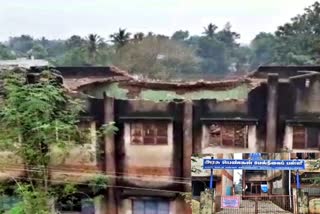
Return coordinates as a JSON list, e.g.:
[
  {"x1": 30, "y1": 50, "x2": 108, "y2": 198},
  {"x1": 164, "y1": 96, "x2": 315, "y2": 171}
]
[{"x1": 0, "y1": 0, "x2": 317, "y2": 44}]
